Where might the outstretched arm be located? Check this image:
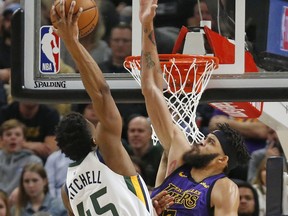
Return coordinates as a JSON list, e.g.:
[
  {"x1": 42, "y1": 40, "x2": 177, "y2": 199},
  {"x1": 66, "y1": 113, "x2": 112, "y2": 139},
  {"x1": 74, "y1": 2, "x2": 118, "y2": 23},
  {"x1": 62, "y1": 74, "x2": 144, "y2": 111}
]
[
  {"x1": 140, "y1": 0, "x2": 190, "y2": 176},
  {"x1": 51, "y1": 0, "x2": 135, "y2": 176}
]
